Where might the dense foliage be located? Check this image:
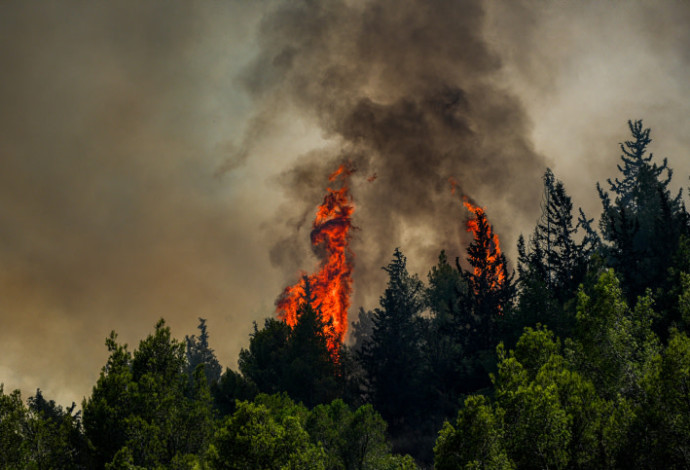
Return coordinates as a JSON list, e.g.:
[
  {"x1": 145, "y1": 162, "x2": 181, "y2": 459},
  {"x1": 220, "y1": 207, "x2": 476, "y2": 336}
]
[{"x1": 3, "y1": 120, "x2": 690, "y2": 468}]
